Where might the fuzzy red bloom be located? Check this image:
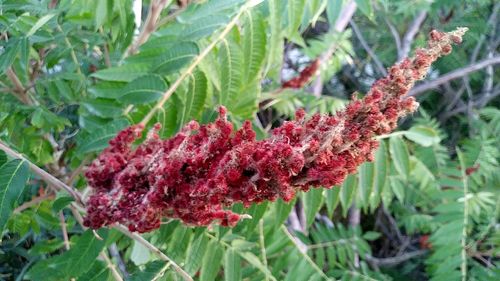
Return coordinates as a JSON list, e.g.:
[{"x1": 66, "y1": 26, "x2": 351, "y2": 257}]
[
  {"x1": 465, "y1": 164, "x2": 480, "y2": 176},
  {"x1": 419, "y1": 235, "x2": 432, "y2": 249},
  {"x1": 84, "y1": 28, "x2": 467, "y2": 233},
  {"x1": 282, "y1": 59, "x2": 320, "y2": 89}
]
